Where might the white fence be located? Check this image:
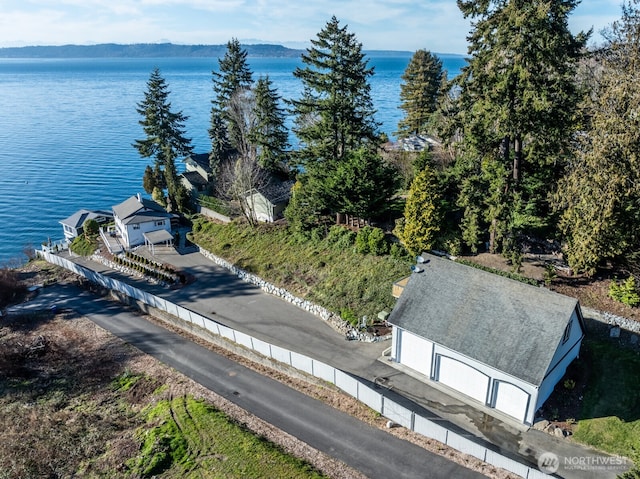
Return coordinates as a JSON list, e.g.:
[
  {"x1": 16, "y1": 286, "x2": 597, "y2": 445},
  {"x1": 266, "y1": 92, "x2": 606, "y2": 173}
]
[{"x1": 38, "y1": 250, "x2": 546, "y2": 479}]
